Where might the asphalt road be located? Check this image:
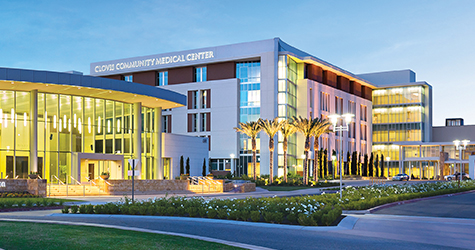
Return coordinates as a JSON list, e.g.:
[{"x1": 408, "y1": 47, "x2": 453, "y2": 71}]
[
  {"x1": 0, "y1": 213, "x2": 458, "y2": 250},
  {"x1": 374, "y1": 192, "x2": 475, "y2": 219}
]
